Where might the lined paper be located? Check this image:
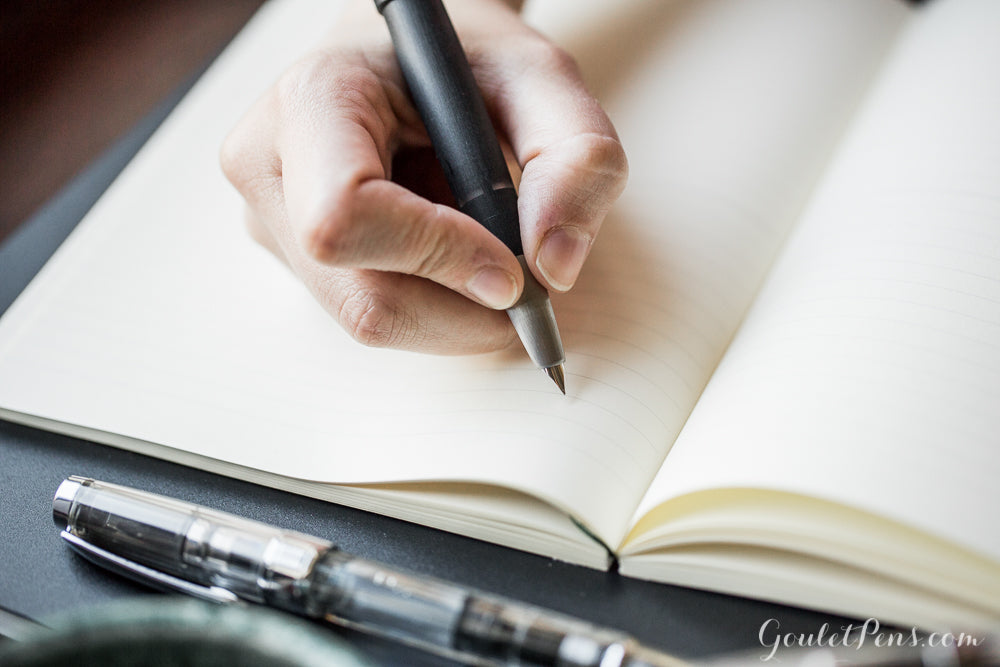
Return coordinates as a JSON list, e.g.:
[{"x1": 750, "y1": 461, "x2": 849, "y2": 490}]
[{"x1": 638, "y1": 0, "x2": 1000, "y2": 563}]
